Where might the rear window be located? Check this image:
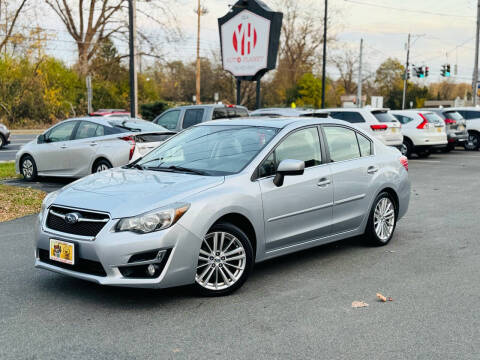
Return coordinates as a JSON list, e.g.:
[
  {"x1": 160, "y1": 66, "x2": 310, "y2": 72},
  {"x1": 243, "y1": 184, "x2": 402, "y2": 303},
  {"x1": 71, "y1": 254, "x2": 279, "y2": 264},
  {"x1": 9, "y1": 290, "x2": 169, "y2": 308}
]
[
  {"x1": 235, "y1": 108, "x2": 249, "y2": 117},
  {"x1": 393, "y1": 114, "x2": 413, "y2": 124},
  {"x1": 212, "y1": 108, "x2": 227, "y2": 120},
  {"x1": 330, "y1": 112, "x2": 365, "y2": 123},
  {"x1": 135, "y1": 133, "x2": 173, "y2": 143},
  {"x1": 423, "y1": 113, "x2": 442, "y2": 123},
  {"x1": 371, "y1": 111, "x2": 398, "y2": 123},
  {"x1": 109, "y1": 120, "x2": 167, "y2": 133},
  {"x1": 443, "y1": 111, "x2": 464, "y2": 121}
]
